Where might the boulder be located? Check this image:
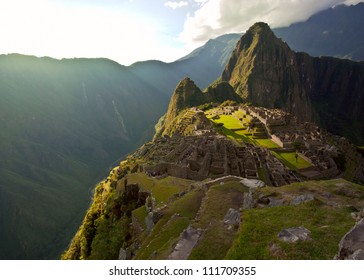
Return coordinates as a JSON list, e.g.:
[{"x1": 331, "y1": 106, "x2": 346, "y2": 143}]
[
  {"x1": 278, "y1": 227, "x2": 312, "y2": 243},
  {"x1": 336, "y1": 218, "x2": 364, "y2": 260},
  {"x1": 224, "y1": 208, "x2": 241, "y2": 226}
]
